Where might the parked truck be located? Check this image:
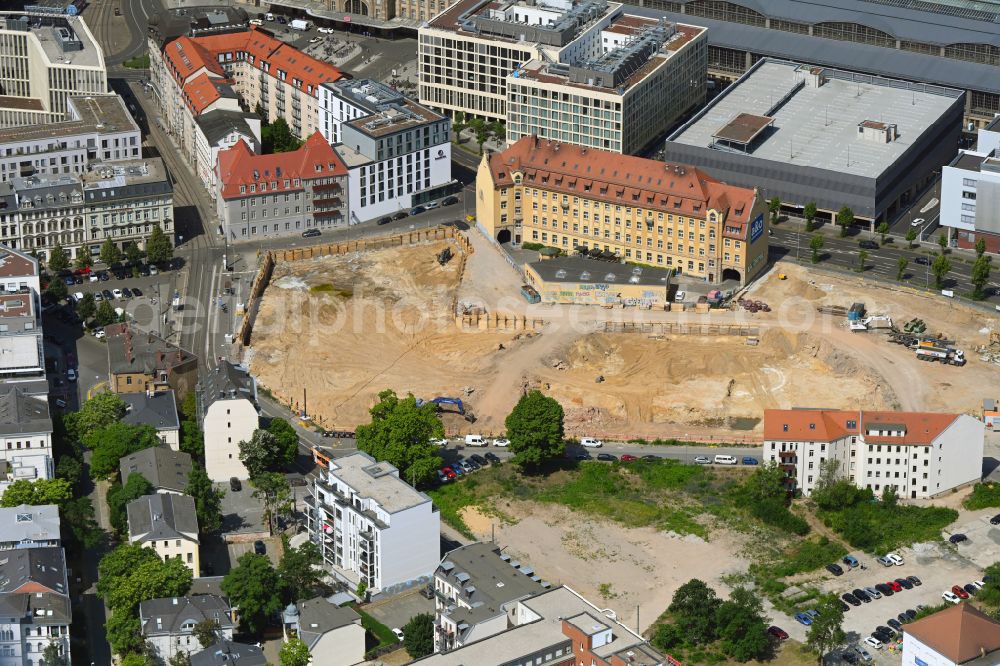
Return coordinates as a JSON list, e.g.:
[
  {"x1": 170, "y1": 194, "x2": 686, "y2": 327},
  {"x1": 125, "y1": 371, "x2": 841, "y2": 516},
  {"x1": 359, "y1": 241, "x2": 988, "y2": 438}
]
[
  {"x1": 290, "y1": 18, "x2": 311, "y2": 30},
  {"x1": 915, "y1": 344, "x2": 966, "y2": 366}
]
